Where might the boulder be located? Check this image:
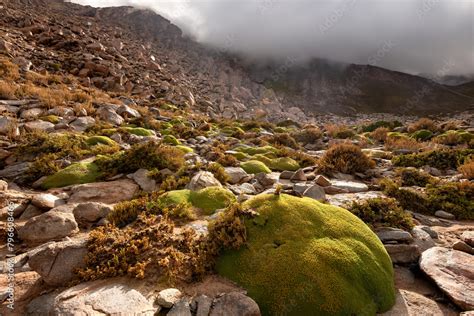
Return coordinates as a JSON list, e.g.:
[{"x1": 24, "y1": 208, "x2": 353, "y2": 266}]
[
  {"x1": 156, "y1": 288, "x2": 182, "y2": 308},
  {"x1": 290, "y1": 169, "x2": 306, "y2": 182},
  {"x1": 168, "y1": 298, "x2": 192, "y2": 316},
  {"x1": 193, "y1": 295, "x2": 213, "y2": 316},
  {"x1": 0, "y1": 116, "x2": 19, "y2": 136},
  {"x1": 25, "y1": 279, "x2": 157, "y2": 315},
  {"x1": 73, "y1": 202, "x2": 112, "y2": 226},
  {"x1": 314, "y1": 175, "x2": 331, "y2": 187},
  {"x1": 420, "y1": 247, "x2": 474, "y2": 310},
  {"x1": 411, "y1": 226, "x2": 435, "y2": 253},
  {"x1": 18, "y1": 210, "x2": 78, "y2": 243},
  {"x1": 381, "y1": 289, "x2": 447, "y2": 316},
  {"x1": 302, "y1": 185, "x2": 326, "y2": 201},
  {"x1": 97, "y1": 107, "x2": 124, "y2": 126},
  {"x1": 210, "y1": 292, "x2": 260, "y2": 316},
  {"x1": 376, "y1": 228, "x2": 414, "y2": 244},
  {"x1": 384, "y1": 244, "x2": 420, "y2": 264},
  {"x1": 70, "y1": 116, "x2": 96, "y2": 132},
  {"x1": 434, "y1": 210, "x2": 455, "y2": 220},
  {"x1": 128, "y1": 169, "x2": 156, "y2": 192},
  {"x1": 0, "y1": 162, "x2": 30, "y2": 178},
  {"x1": 217, "y1": 194, "x2": 396, "y2": 315},
  {"x1": 186, "y1": 171, "x2": 222, "y2": 191},
  {"x1": 31, "y1": 193, "x2": 64, "y2": 210},
  {"x1": 24, "y1": 120, "x2": 55, "y2": 132},
  {"x1": 225, "y1": 167, "x2": 251, "y2": 184},
  {"x1": 28, "y1": 237, "x2": 87, "y2": 286},
  {"x1": 330, "y1": 180, "x2": 369, "y2": 193},
  {"x1": 68, "y1": 179, "x2": 139, "y2": 204},
  {"x1": 453, "y1": 241, "x2": 474, "y2": 255},
  {"x1": 254, "y1": 172, "x2": 279, "y2": 187},
  {"x1": 460, "y1": 231, "x2": 474, "y2": 247}
]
